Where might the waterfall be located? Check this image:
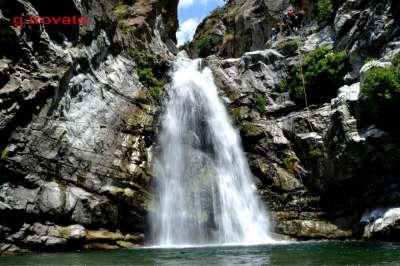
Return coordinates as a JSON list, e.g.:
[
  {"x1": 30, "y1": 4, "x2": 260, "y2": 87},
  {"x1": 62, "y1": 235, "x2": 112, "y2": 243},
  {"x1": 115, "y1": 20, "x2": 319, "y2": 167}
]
[{"x1": 150, "y1": 52, "x2": 274, "y2": 247}]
